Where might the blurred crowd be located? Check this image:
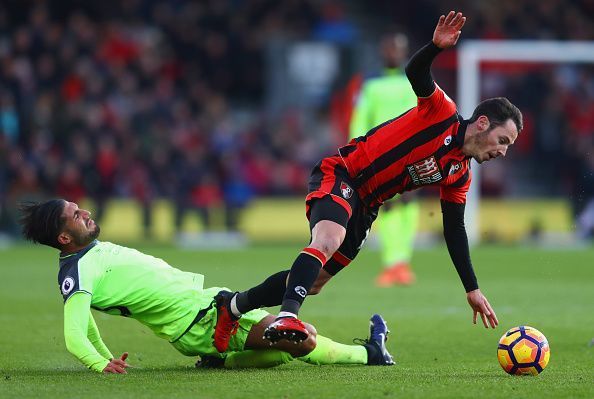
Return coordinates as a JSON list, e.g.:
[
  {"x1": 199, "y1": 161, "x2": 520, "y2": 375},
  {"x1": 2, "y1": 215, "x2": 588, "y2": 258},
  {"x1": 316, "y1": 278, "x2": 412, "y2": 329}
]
[
  {"x1": 361, "y1": 0, "x2": 594, "y2": 238},
  {"x1": 1, "y1": 0, "x2": 593, "y2": 239},
  {"x1": 370, "y1": 0, "x2": 594, "y2": 41},
  {"x1": 0, "y1": 0, "x2": 333, "y2": 237},
  {"x1": 469, "y1": 0, "x2": 594, "y2": 238}
]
